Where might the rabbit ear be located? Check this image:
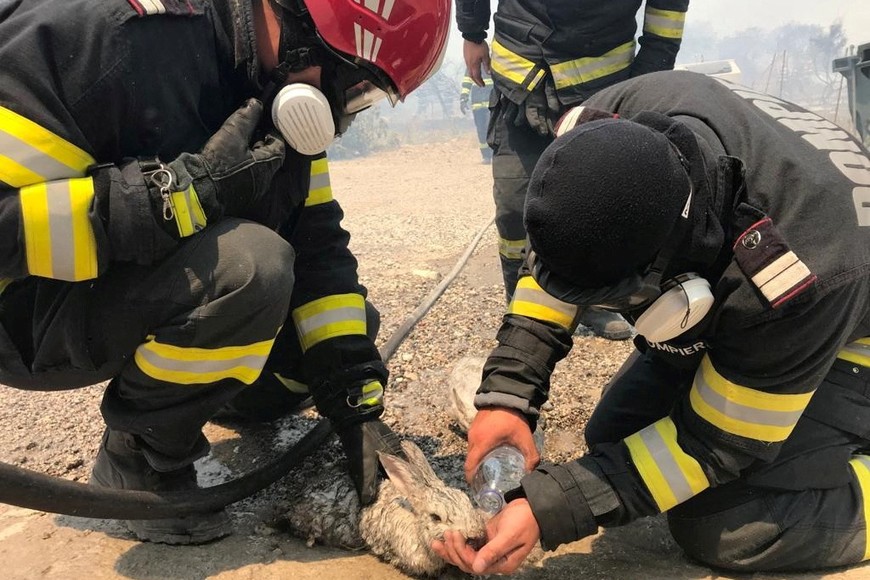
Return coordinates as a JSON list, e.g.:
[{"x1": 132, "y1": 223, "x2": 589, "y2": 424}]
[
  {"x1": 377, "y1": 451, "x2": 425, "y2": 498},
  {"x1": 399, "y1": 440, "x2": 440, "y2": 484}
]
